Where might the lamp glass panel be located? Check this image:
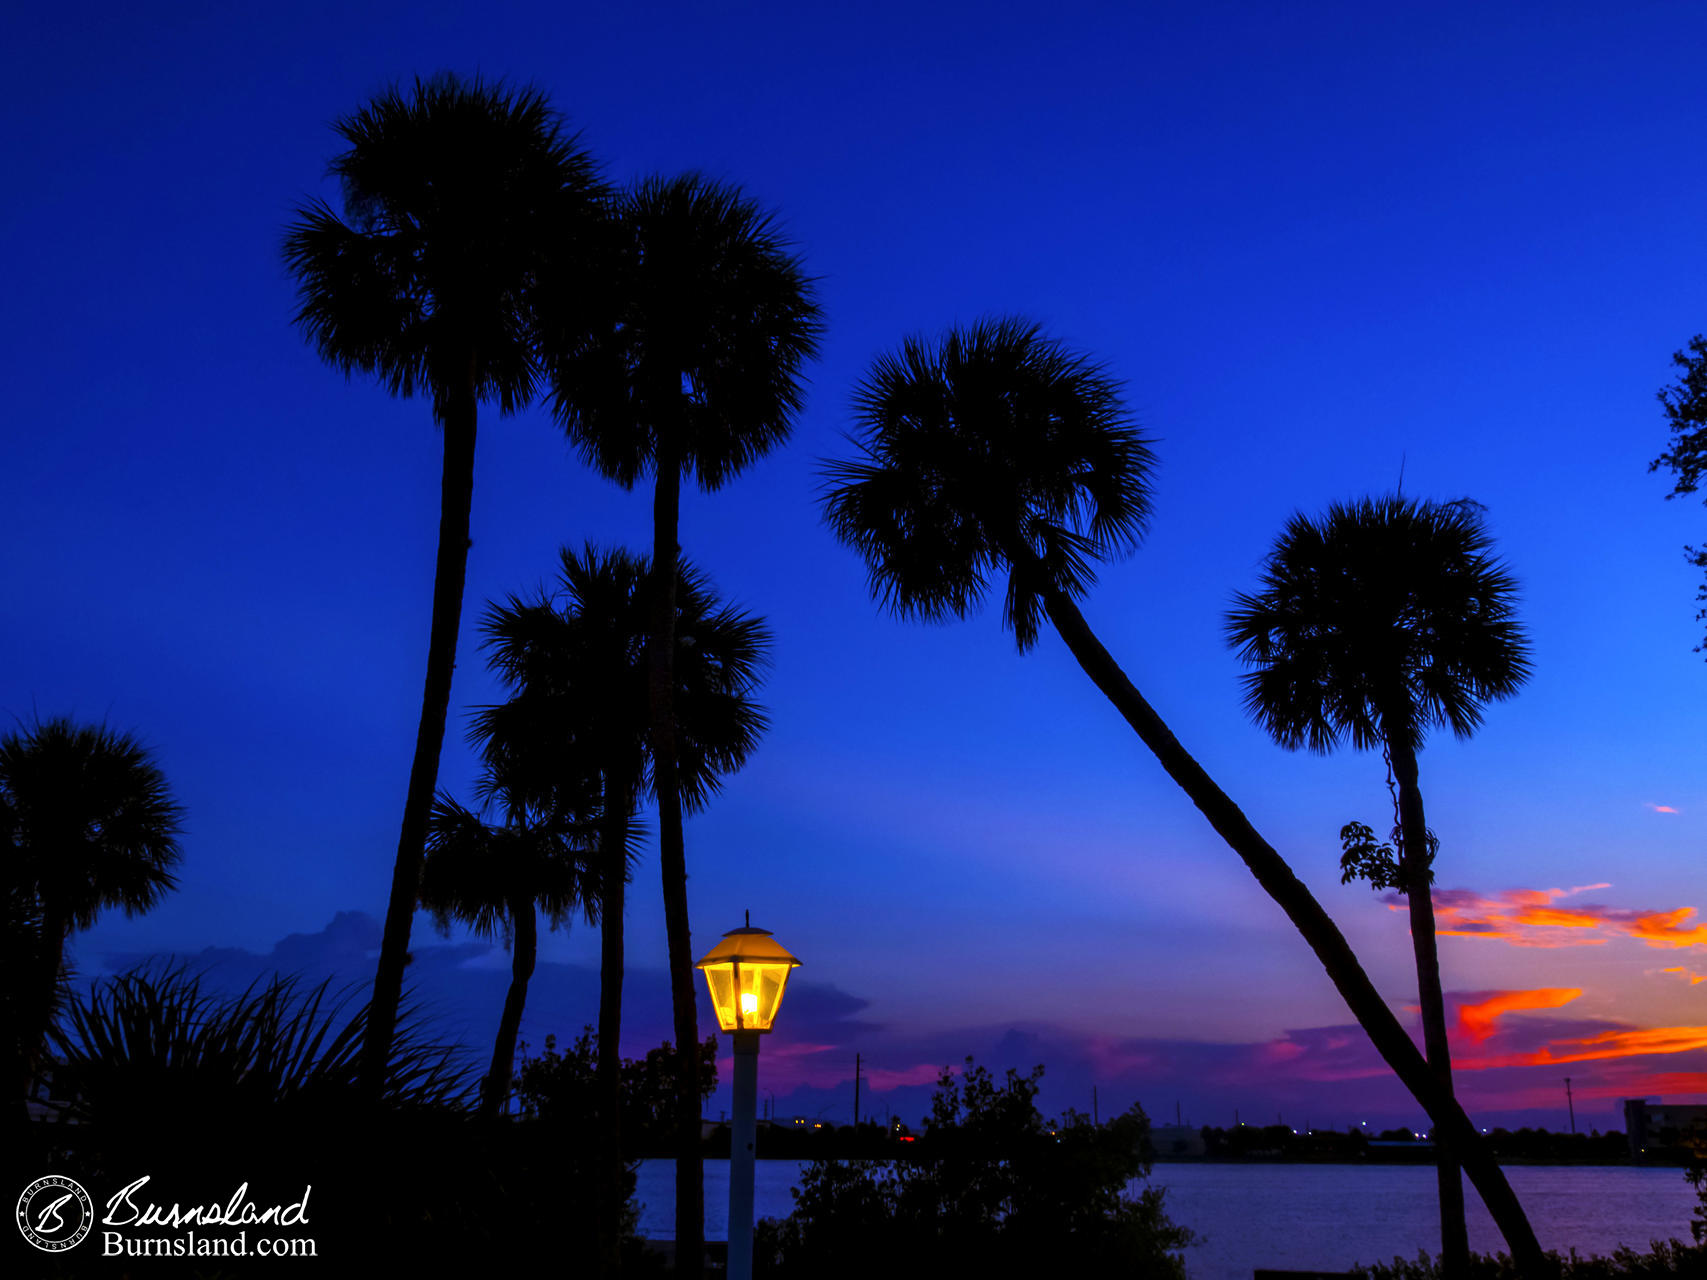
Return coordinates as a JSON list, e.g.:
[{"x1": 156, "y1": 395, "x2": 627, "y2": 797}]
[
  {"x1": 702, "y1": 964, "x2": 738, "y2": 1032},
  {"x1": 729, "y1": 961, "x2": 792, "y2": 1031}
]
